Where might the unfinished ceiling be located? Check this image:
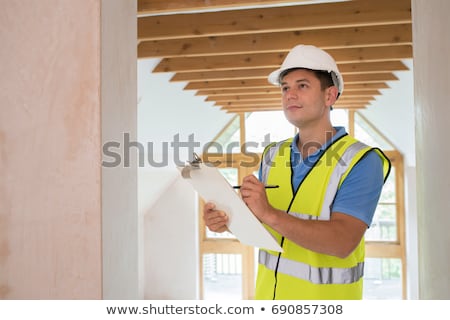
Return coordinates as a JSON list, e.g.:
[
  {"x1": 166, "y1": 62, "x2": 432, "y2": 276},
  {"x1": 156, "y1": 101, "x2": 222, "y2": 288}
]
[{"x1": 137, "y1": 0, "x2": 412, "y2": 113}]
